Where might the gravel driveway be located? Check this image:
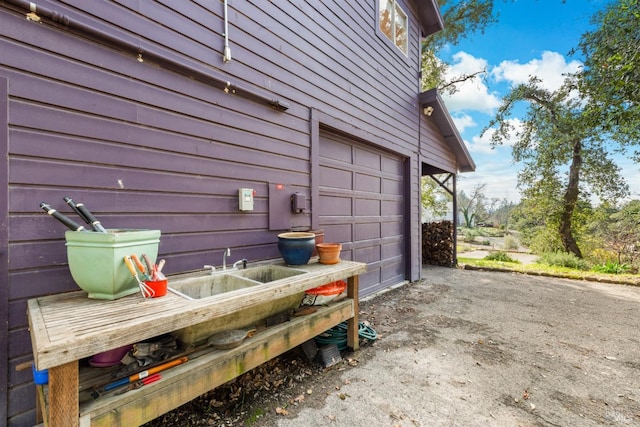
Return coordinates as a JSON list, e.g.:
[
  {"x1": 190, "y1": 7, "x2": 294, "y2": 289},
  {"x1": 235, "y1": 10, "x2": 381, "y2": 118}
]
[
  {"x1": 148, "y1": 265, "x2": 640, "y2": 426},
  {"x1": 254, "y1": 266, "x2": 640, "y2": 426}
]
